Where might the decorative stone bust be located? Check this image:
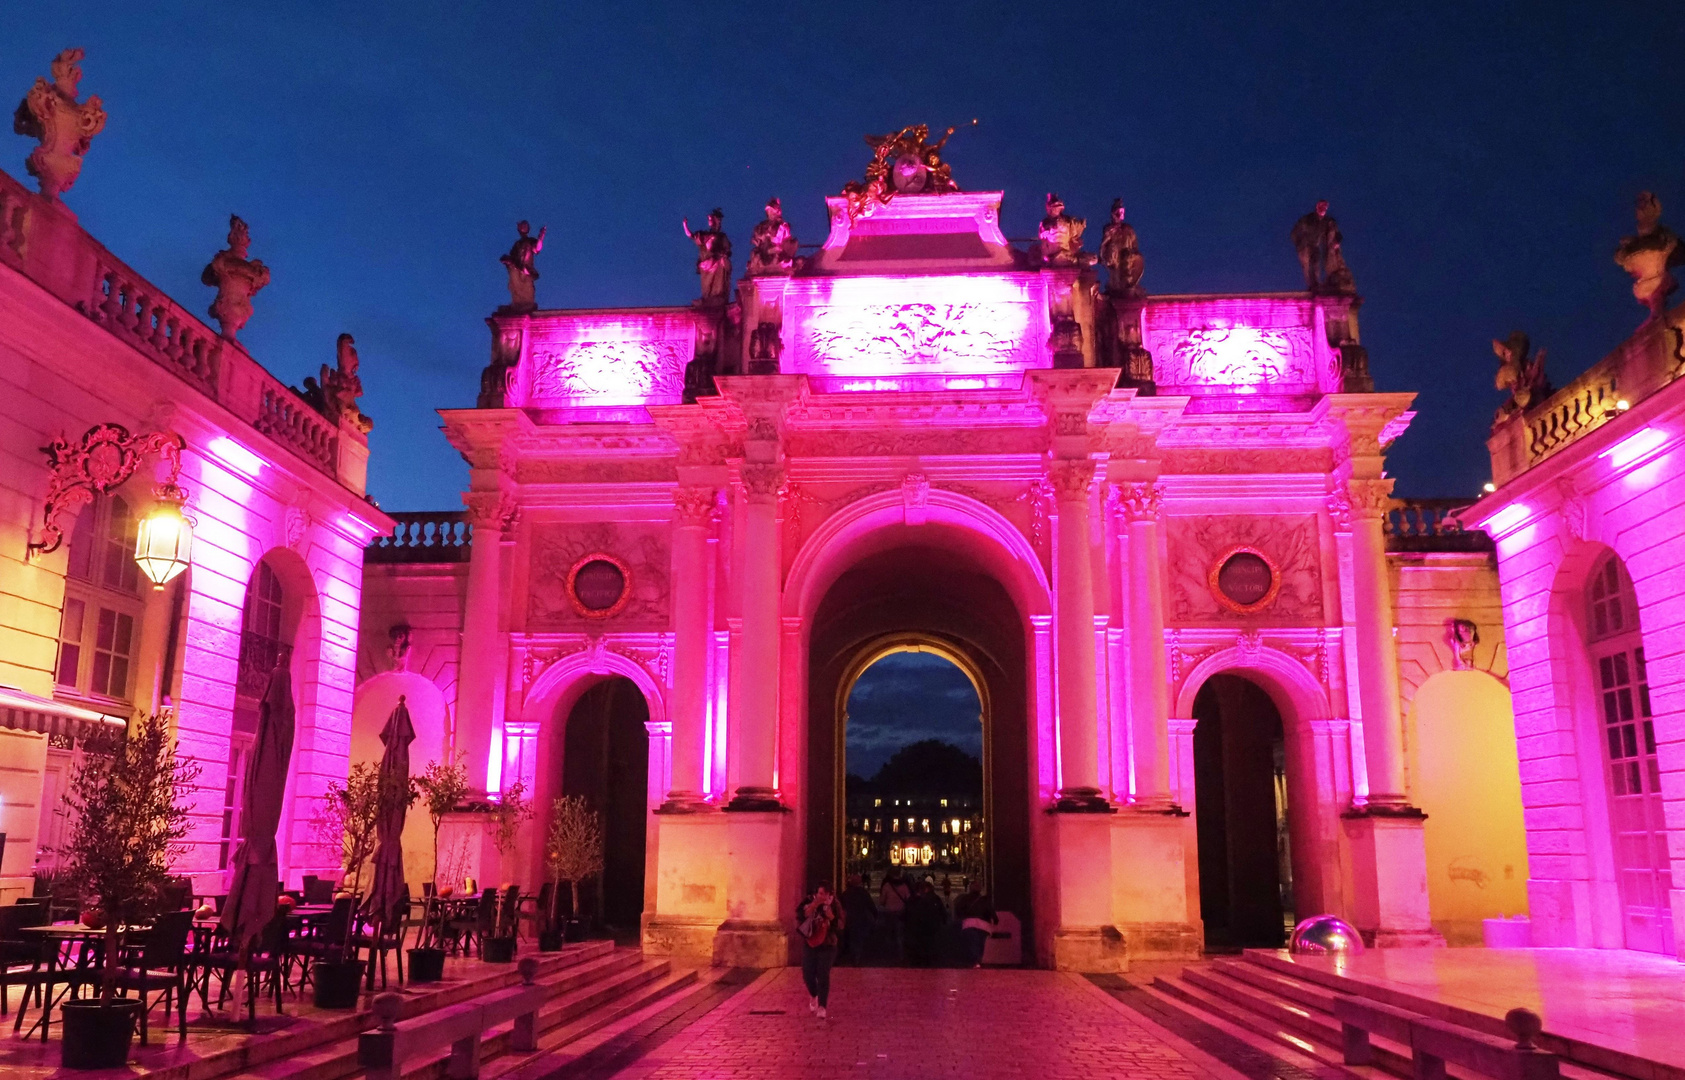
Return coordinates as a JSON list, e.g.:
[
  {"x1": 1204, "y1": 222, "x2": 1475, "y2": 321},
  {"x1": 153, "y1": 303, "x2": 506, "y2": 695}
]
[
  {"x1": 1037, "y1": 193, "x2": 1095, "y2": 268},
  {"x1": 1099, "y1": 199, "x2": 1144, "y2": 296},
  {"x1": 12, "y1": 48, "x2": 106, "y2": 200},
  {"x1": 499, "y1": 220, "x2": 546, "y2": 313},
  {"x1": 1615, "y1": 192, "x2": 1681, "y2": 320},
  {"x1": 683, "y1": 208, "x2": 732, "y2": 305},
  {"x1": 747, "y1": 197, "x2": 798, "y2": 277},
  {"x1": 200, "y1": 215, "x2": 270, "y2": 340}
]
